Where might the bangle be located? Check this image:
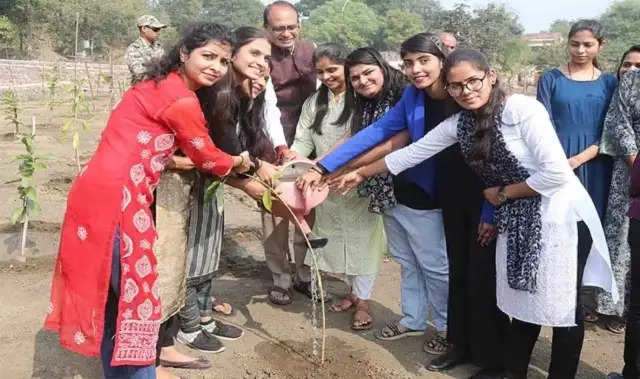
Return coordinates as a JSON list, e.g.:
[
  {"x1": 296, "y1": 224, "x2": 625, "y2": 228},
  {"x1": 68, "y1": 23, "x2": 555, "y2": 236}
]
[{"x1": 309, "y1": 165, "x2": 324, "y2": 175}]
